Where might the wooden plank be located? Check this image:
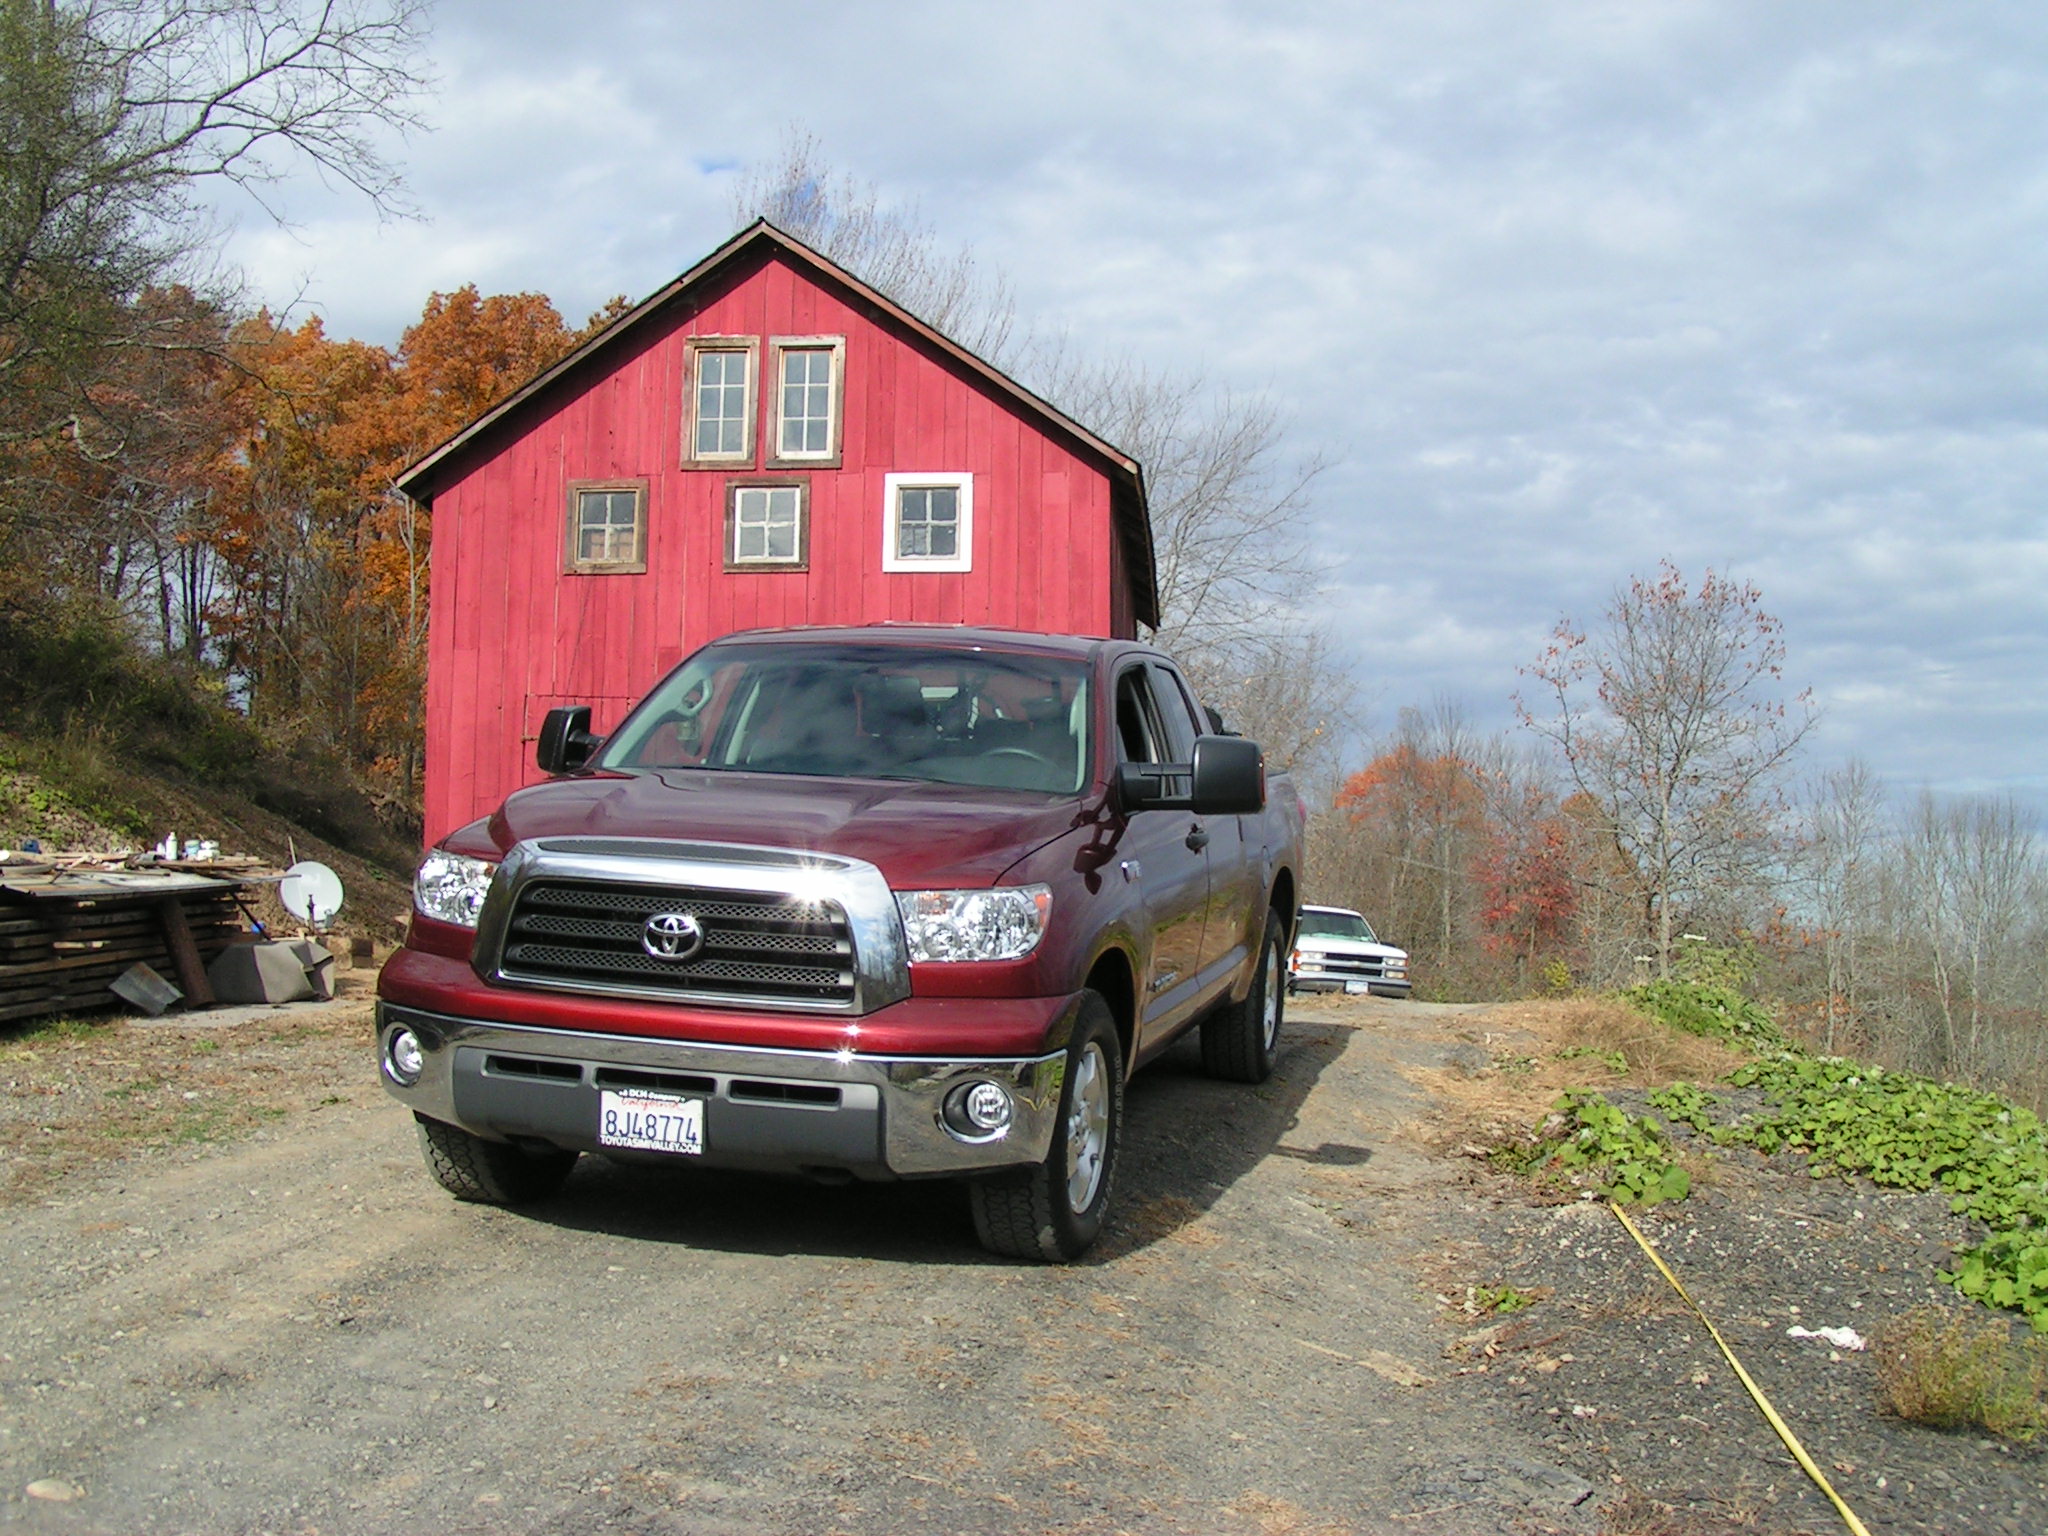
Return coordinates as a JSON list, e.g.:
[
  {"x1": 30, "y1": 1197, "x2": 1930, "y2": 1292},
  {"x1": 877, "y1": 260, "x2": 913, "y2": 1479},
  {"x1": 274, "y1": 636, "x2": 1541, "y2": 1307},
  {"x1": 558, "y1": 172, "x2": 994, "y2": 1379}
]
[
  {"x1": 156, "y1": 895, "x2": 214, "y2": 1007},
  {"x1": 2, "y1": 941, "x2": 182, "y2": 979}
]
